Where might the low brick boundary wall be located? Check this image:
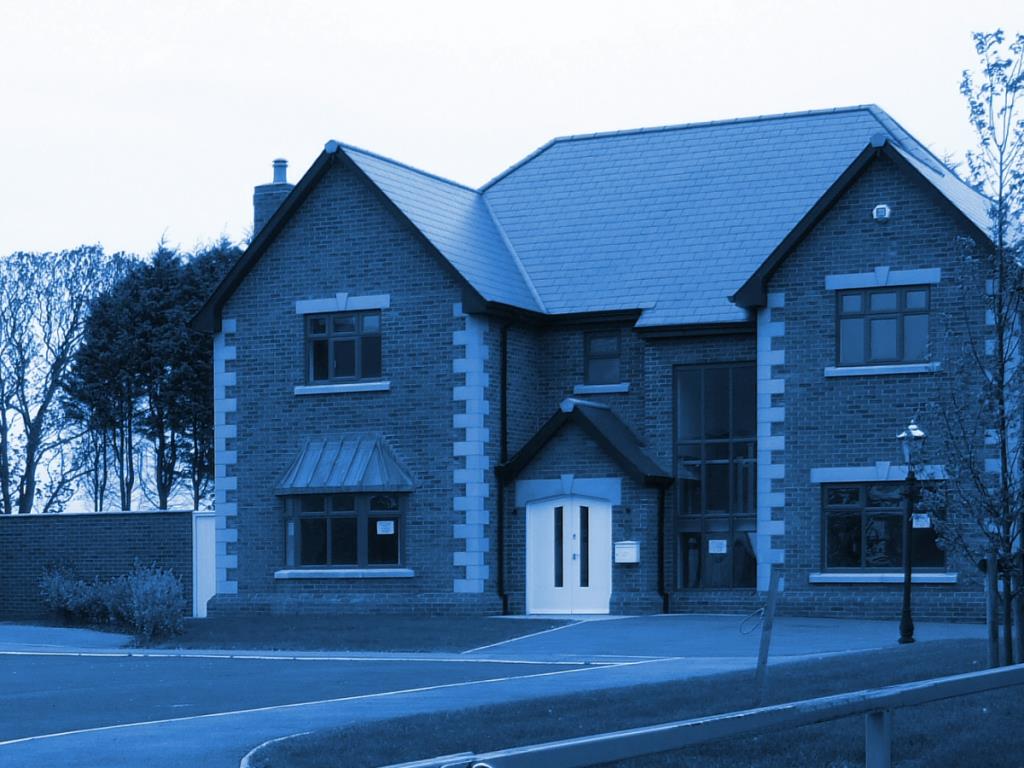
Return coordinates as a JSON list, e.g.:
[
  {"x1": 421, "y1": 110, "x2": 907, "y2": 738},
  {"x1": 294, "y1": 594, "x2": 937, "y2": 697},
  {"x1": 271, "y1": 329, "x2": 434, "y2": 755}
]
[{"x1": 0, "y1": 510, "x2": 193, "y2": 619}]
